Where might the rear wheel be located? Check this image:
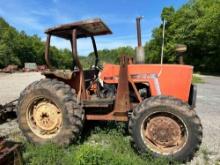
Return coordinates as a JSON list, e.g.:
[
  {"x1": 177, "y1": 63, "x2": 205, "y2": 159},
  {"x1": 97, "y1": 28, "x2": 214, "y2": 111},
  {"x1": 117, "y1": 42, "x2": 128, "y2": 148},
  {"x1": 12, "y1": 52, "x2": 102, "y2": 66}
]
[
  {"x1": 17, "y1": 79, "x2": 84, "y2": 146},
  {"x1": 129, "y1": 96, "x2": 202, "y2": 162}
]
